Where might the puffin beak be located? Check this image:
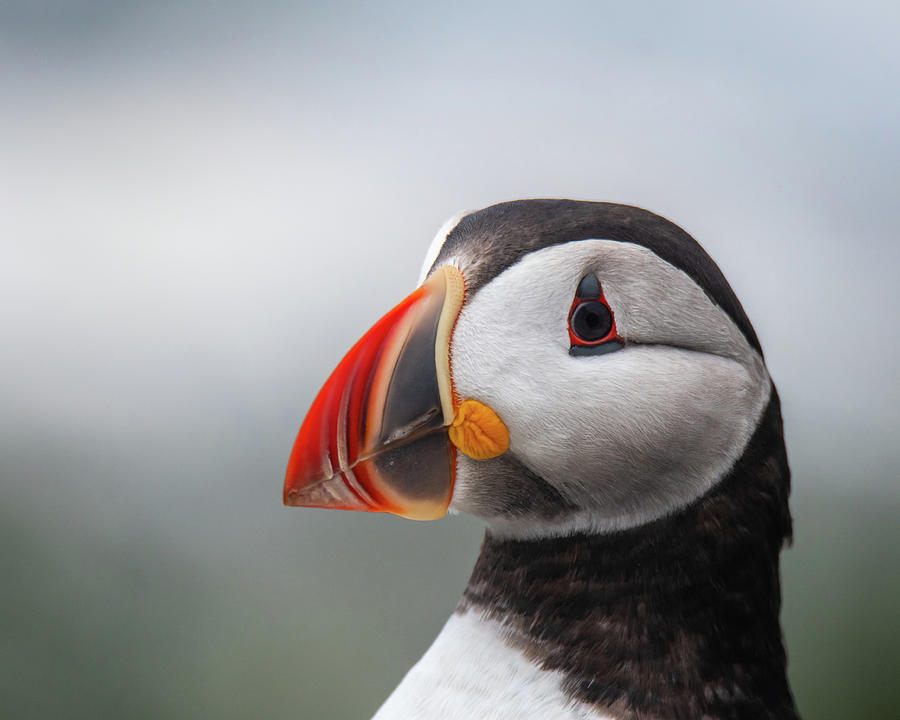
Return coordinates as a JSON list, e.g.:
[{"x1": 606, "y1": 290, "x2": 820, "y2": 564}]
[{"x1": 284, "y1": 266, "x2": 466, "y2": 520}]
